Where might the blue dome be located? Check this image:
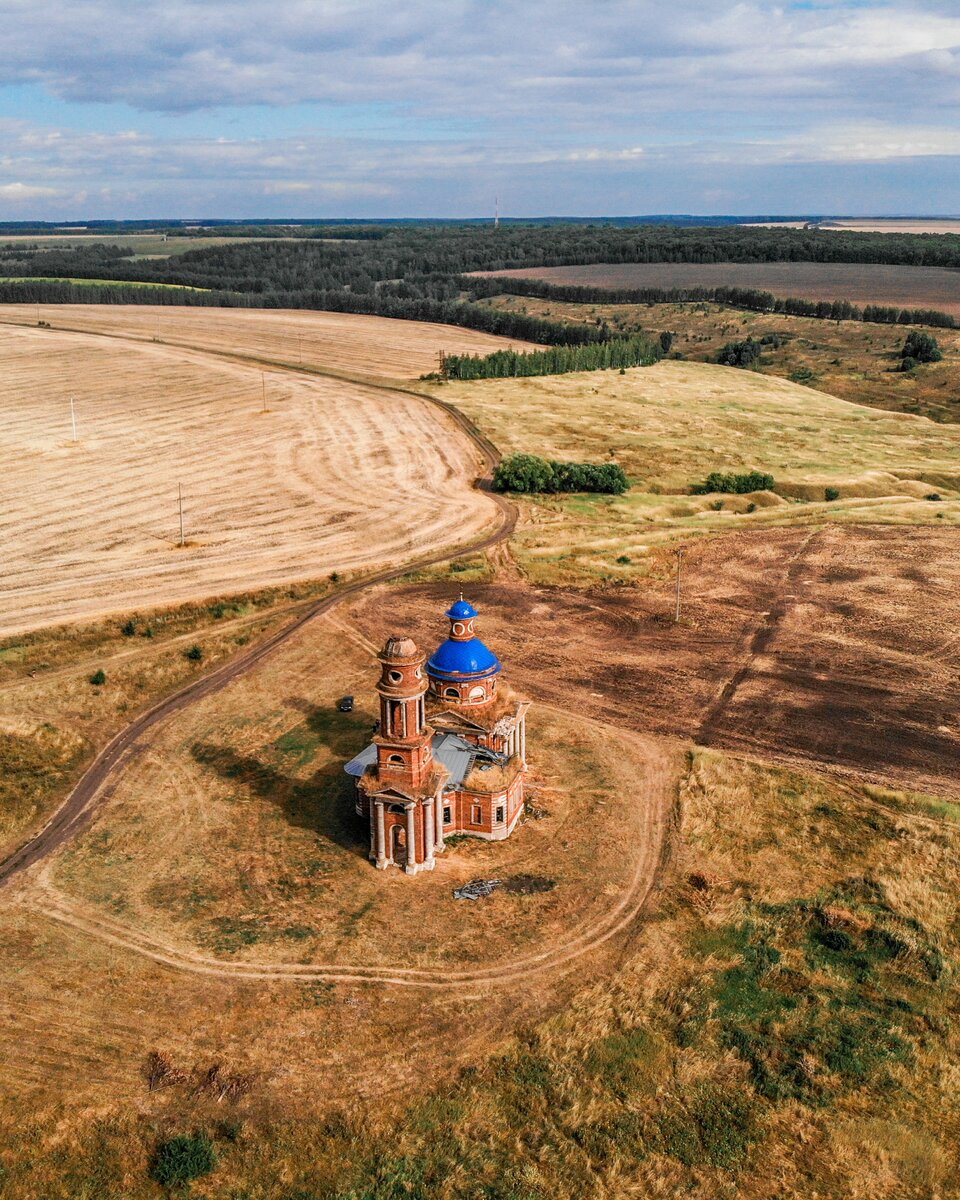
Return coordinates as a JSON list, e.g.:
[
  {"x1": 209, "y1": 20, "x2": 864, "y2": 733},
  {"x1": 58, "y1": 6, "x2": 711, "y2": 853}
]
[
  {"x1": 427, "y1": 637, "x2": 501, "y2": 681},
  {"x1": 446, "y1": 599, "x2": 478, "y2": 620}
]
